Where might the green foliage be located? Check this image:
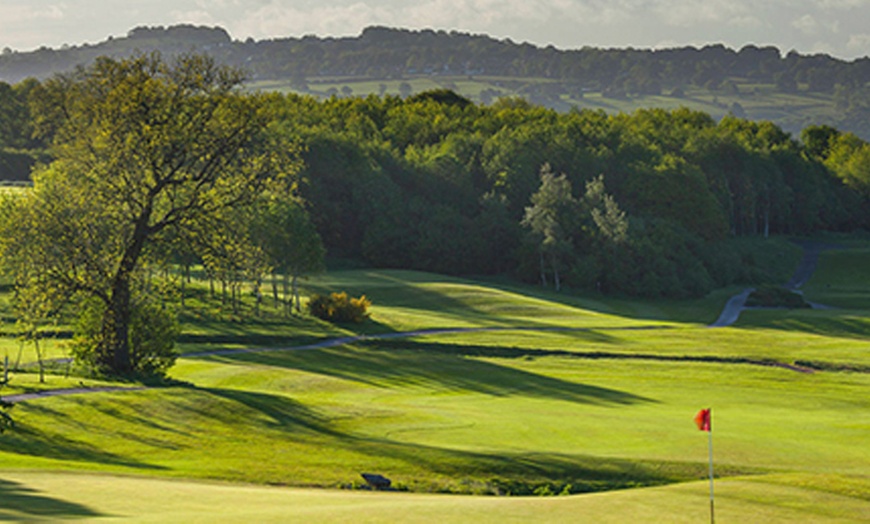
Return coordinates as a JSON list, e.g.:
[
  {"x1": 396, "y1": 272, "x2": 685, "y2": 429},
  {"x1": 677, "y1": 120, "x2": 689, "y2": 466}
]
[
  {"x1": 306, "y1": 292, "x2": 371, "y2": 323},
  {"x1": 70, "y1": 296, "x2": 179, "y2": 376},
  {"x1": 0, "y1": 374, "x2": 11, "y2": 433},
  {"x1": 746, "y1": 285, "x2": 811, "y2": 309},
  {"x1": 0, "y1": 53, "x2": 298, "y2": 376}
]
